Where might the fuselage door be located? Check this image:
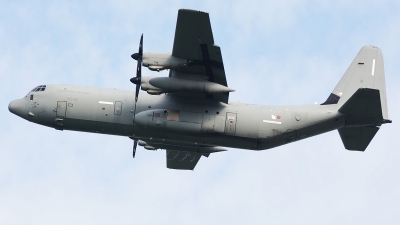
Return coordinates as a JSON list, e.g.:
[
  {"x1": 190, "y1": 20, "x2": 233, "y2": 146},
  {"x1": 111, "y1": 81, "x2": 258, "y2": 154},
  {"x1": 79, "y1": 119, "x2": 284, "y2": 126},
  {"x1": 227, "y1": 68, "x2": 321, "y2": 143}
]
[
  {"x1": 225, "y1": 112, "x2": 237, "y2": 135},
  {"x1": 114, "y1": 101, "x2": 122, "y2": 115},
  {"x1": 56, "y1": 101, "x2": 67, "y2": 117}
]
